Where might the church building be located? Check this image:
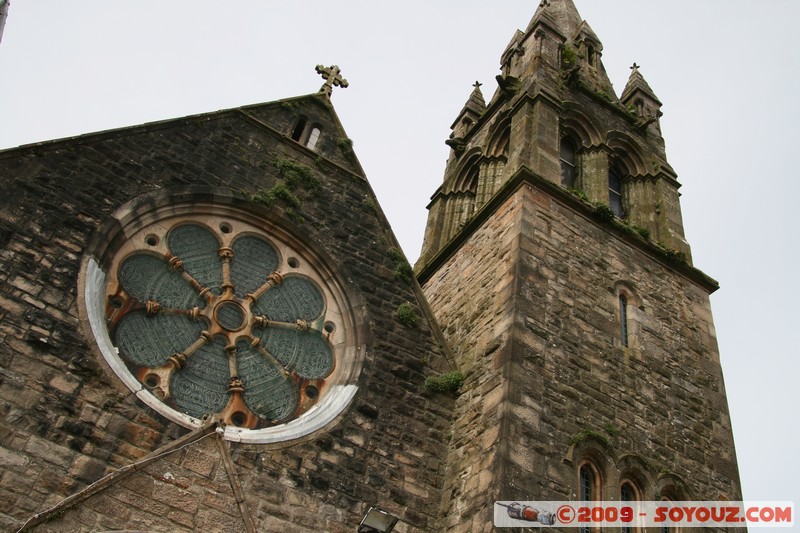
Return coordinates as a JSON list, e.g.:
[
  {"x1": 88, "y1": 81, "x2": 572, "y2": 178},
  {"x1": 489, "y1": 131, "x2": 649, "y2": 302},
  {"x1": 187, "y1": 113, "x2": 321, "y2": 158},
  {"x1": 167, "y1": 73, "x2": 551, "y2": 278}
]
[{"x1": 0, "y1": 1, "x2": 742, "y2": 531}]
